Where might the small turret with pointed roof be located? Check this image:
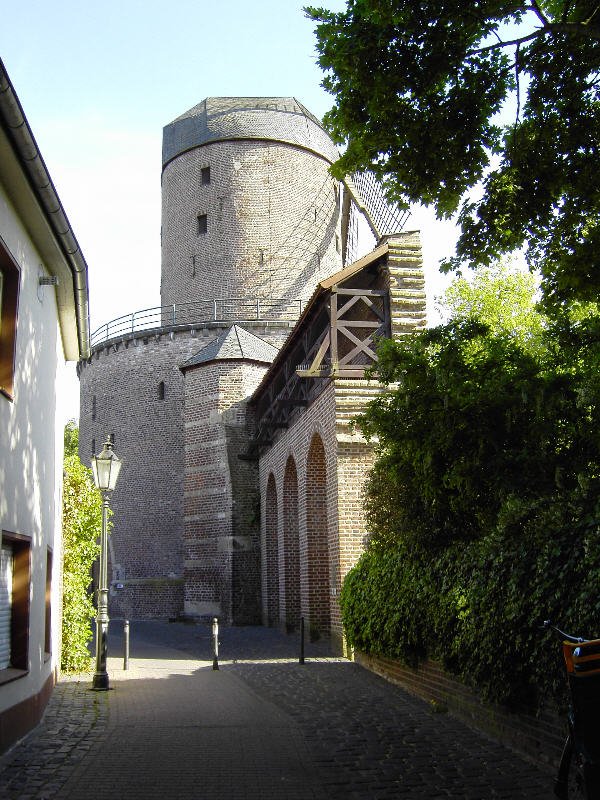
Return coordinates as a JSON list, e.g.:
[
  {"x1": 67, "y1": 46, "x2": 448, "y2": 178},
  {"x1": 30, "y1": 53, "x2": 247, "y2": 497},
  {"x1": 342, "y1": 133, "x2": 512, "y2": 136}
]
[{"x1": 180, "y1": 325, "x2": 278, "y2": 370}]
